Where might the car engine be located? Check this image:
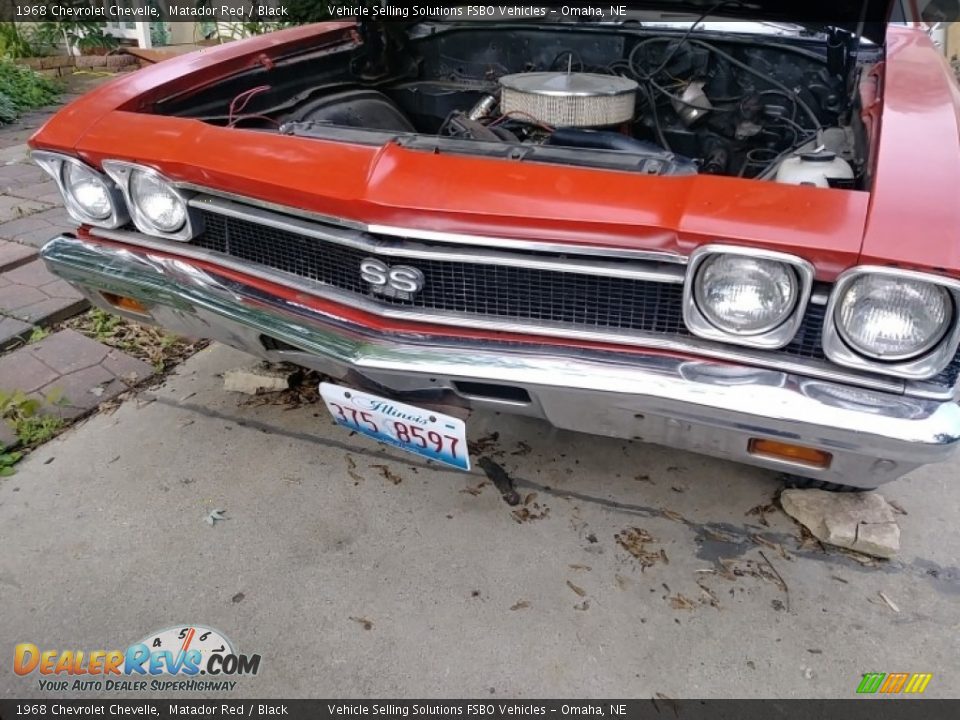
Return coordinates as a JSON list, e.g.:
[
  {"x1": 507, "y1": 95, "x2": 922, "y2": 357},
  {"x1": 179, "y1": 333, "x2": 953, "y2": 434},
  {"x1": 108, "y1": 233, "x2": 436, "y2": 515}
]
[{"x1": 156, "y1": 23, "x2": 868, "y2": 187}]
